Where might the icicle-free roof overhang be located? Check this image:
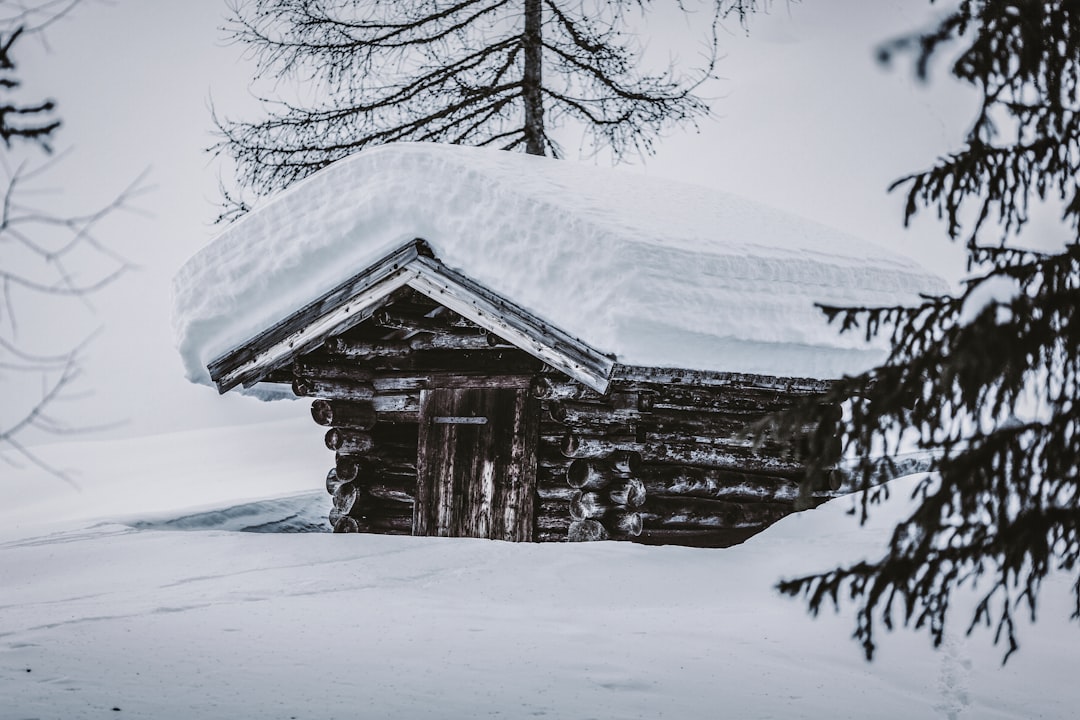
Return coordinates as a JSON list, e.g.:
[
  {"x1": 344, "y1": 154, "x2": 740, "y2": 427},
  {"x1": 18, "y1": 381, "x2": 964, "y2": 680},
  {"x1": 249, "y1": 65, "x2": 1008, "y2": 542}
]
[{"x1": 207, "y1": 238, "x2": 617, "y2": 394}]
